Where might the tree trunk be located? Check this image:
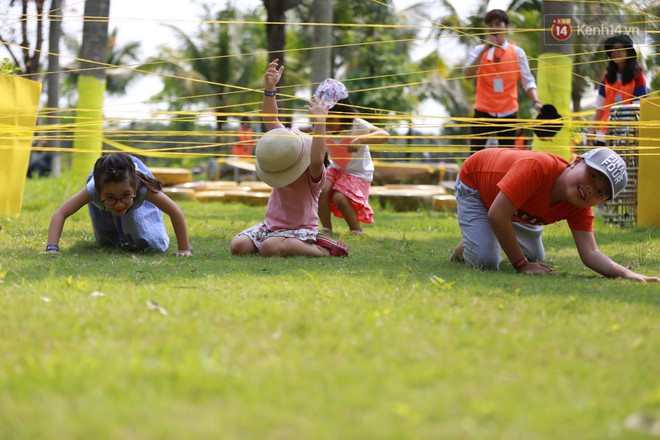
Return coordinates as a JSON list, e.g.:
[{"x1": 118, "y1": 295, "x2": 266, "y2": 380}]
[
  {"x1": 20, "y1": 0, "x2": 45, "y2": 75},
  {"x1": 47, "y1": 0, "x2": 62, "y2": 176},
  {"x1": 72, "y1": 0, "x2": 110, "y2": 174},
  {"x1": 263, "y1": 0, "x2": 303, "y2": 126},
  {"x1": 311, "y1": 0, "x2": 333, "y2": 85},
  {"x1": 79, "y1": 0, "x2": 110, "y2": 80},
  {"x1": 263, "y1": 0, "x2": 304, "y2": 79}
]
